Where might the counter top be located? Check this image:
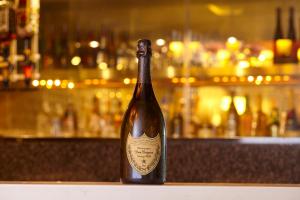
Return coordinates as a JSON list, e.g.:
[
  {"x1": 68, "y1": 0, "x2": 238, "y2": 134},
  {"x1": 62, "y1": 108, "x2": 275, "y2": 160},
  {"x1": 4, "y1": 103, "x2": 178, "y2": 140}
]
[{"x1": 0, "y1": 182, "x2": 299, "y2": 200}]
